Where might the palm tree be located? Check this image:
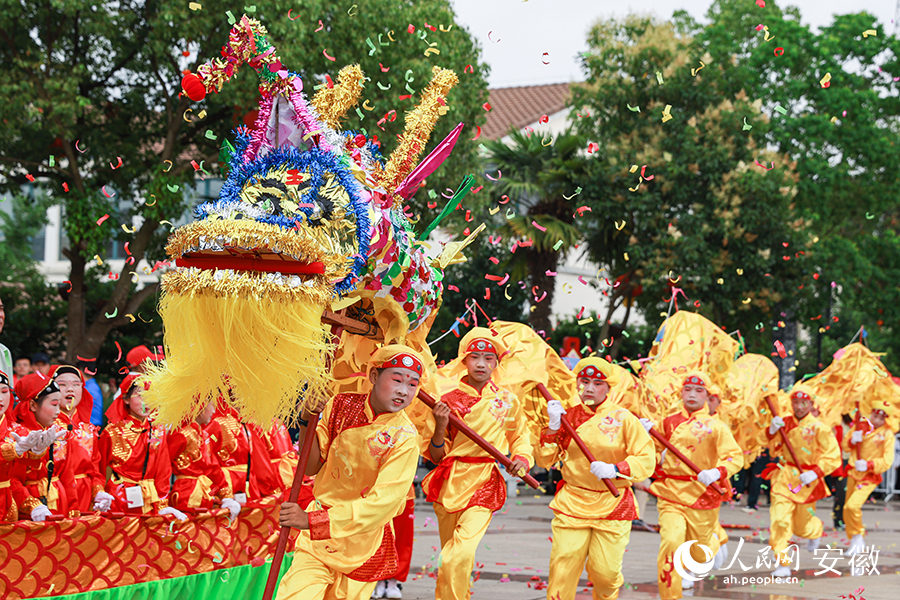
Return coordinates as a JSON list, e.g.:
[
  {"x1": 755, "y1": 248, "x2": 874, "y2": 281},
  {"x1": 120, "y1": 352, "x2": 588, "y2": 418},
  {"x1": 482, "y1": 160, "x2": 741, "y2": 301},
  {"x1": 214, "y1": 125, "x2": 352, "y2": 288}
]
[{"x1": 484, "y1": 128, "x2": 587, "y2": 335}]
